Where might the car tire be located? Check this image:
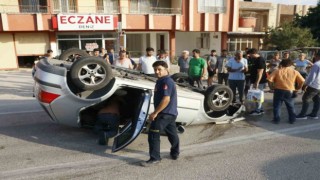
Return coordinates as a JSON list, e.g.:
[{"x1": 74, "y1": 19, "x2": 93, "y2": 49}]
[
  {"x1": 59, "y1": 48, "x2": 89, "y2": 62},
  {"x1": 204, "y1": 84, "x2": 233, "y2": 111},
  {"x1": 171, "y1": 73, "x2": 189, "y2": 85},
  {"x1": 70, "y1": 56, "x2": 113, "y2": 91}
]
